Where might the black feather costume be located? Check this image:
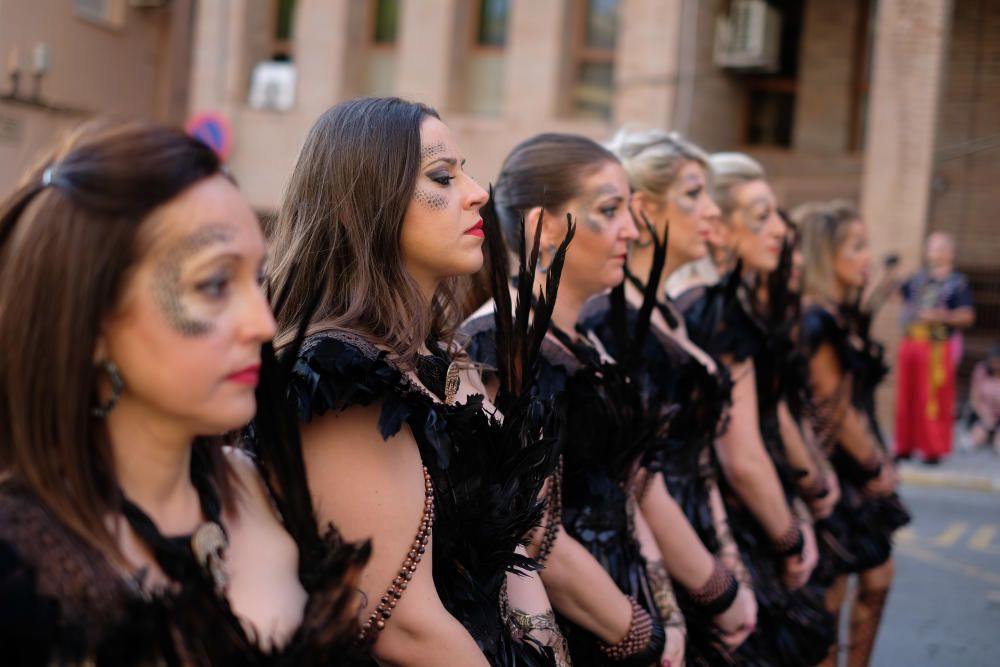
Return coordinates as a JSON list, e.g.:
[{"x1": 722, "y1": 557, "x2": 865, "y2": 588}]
[
  {"x1": 582, "y1": 287, "x2": 736, "y2": 667},
  {"x1": 462, "y1": 208, "x2": 667, "y2": 666},
  {"x1": 677, "y1": 271, "x2": 835, "y2": 667},
  {"x1": 799, "y1": 304, "x2": 910, "y2": 583}
]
